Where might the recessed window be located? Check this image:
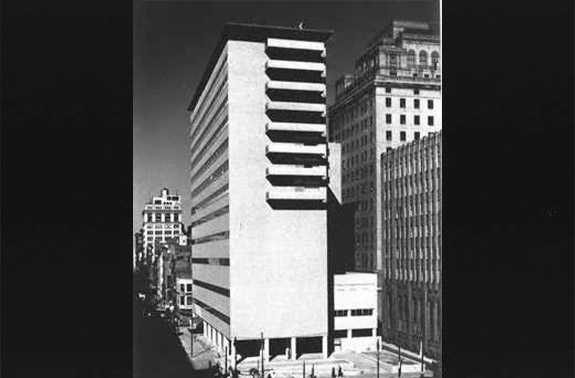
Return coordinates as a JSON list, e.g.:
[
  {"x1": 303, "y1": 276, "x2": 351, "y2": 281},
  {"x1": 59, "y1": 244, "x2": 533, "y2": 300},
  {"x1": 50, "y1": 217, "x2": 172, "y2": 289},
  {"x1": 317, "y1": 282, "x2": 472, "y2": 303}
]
[
  {"x1": 386, "y1": 130, "x2": 392, "y2": 141},
  {"x1": 385, "y1": 97, "x2": 391, "y2": 107},
  {"x1": 386, "y1": 114, "x2": 392, "y2": 124},
  {"x1": 400, "y1": 131, "x2": 406, "y2": 141},
  {"x1": 428, "y1": 116, "x2": 434, "y2": 126},
  {"x1": 186, "y1": 296, "x2": 193, "y2": 305},
  {"x1": 385, "y1": 88, "x2": 391, "y2": 93},
  {"x1": 414, "y1": 99, "x2": 420, "y2": 109},
  {"x1": 400, "y1": 98, "x2": 406, "y2": 108},
  {"x1": 419, "y1": 50, "x2": 428, "y2": 66},
  {"x1": 414, "y1": 115, "x2": 420, "y2": 125},
  {"x1": 400, "y1": 115, "x2": 406, "y2": 125},
  {"x1": 351, "y1": 328, "x2": 373, "y2": 337},
  {"x1": 414, "y1": 89, "x2": 420, "y2": 95},
  {"x1": 186, "y1": 284, "x2": 192, "y2": 292},
  {"x1": 414, "y1": 132, "x2": 421, "y2": 140},
  {"x1": 180, "y1": 284, "x2": 185, "y2": 292},
  {"x1": 334, "y1": 330, "x2": 348, "y2": 339},
  {"x1": 428, "y1": 100, "x2": 434, "y2": 109},
  {"x1": 334, "y1": 310, "x2": 348, "y2": 317},
  {"x1": 180, "y1": 296, "x2": 185, "y2": 305}
]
